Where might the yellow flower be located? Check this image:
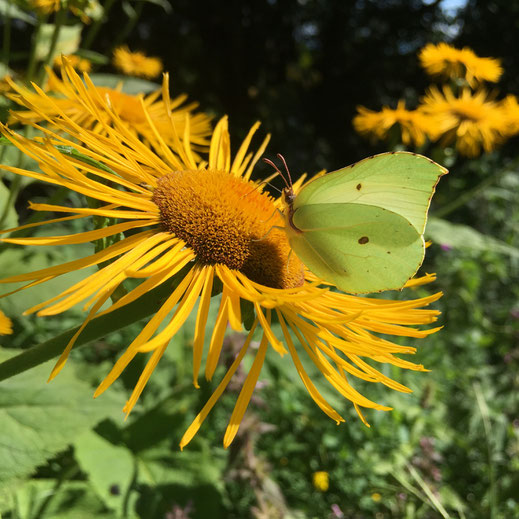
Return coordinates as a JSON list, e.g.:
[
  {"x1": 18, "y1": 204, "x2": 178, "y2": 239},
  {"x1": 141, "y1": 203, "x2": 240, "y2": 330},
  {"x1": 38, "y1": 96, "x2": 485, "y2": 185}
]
[
  {"x1": 419, "y1": 42, "x2": 503, "y2": 87},
  {"x1": 0, "y1": 310, "x2": 13, "y2": 335},
  {"x1": 371, "y1": 492, "x2": 382, "y2": 502},
  {"x1": 54, "y1": 54, "x2": 92, "y2": 73},
  {"x1": 0, "y1": 76, "x2": 13, "y2": 95},
  {"x1": 353, "y1": 100, "x2": 436, "y2": 147},
  {"x1": 500, "y1": 94, "x2": 519, "y2": 137},
  {"x1": 30, "y1": 0, "x2": 92, "y2": 22},
  {"x1": 6, "y1": 62, "x2": 211, "y2": 154},
  {"x1": 0, "y1": 96, "x2": 441, "y2": 447},
  {"x1": 113, "y1": 46, "x2": 163, "y2": 80},
  {"x1": 313, "y1": 471, "x2": 329, "y2": 492},
  {"x1": 419, "y1": 86, "x2": 509, "y2": 157}
]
